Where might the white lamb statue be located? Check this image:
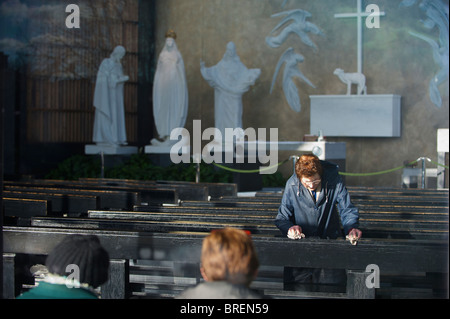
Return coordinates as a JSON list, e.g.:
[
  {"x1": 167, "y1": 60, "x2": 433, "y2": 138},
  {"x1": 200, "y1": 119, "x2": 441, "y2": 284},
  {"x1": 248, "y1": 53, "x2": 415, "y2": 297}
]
[{"x1": 333, "y1": 68, "x2": 367, "y2": 95}]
